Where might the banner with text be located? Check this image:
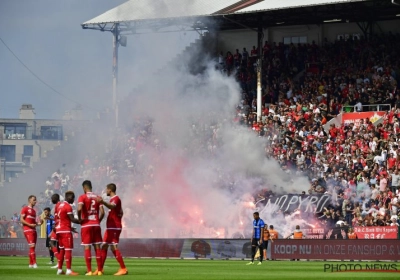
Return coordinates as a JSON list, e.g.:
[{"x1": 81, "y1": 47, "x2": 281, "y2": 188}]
[
  {"x1": 257, "y1": 194, "x2": 331, "y2": 213},
  {"x1": 354, "y1": 226, "x2": 398, "y2": 239},
  {"x1": 2, "y1": 238, "x2": 400, "y2": 260},
  {"x1": 342, "y1": 112, "x2": 385, "y2": 126},
  {"x1": 271, "y1": 239, "x2": 400, "y2": 260},
  {"x1": 0, "y1": 238, "x2": 184, "y2": 258}
]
